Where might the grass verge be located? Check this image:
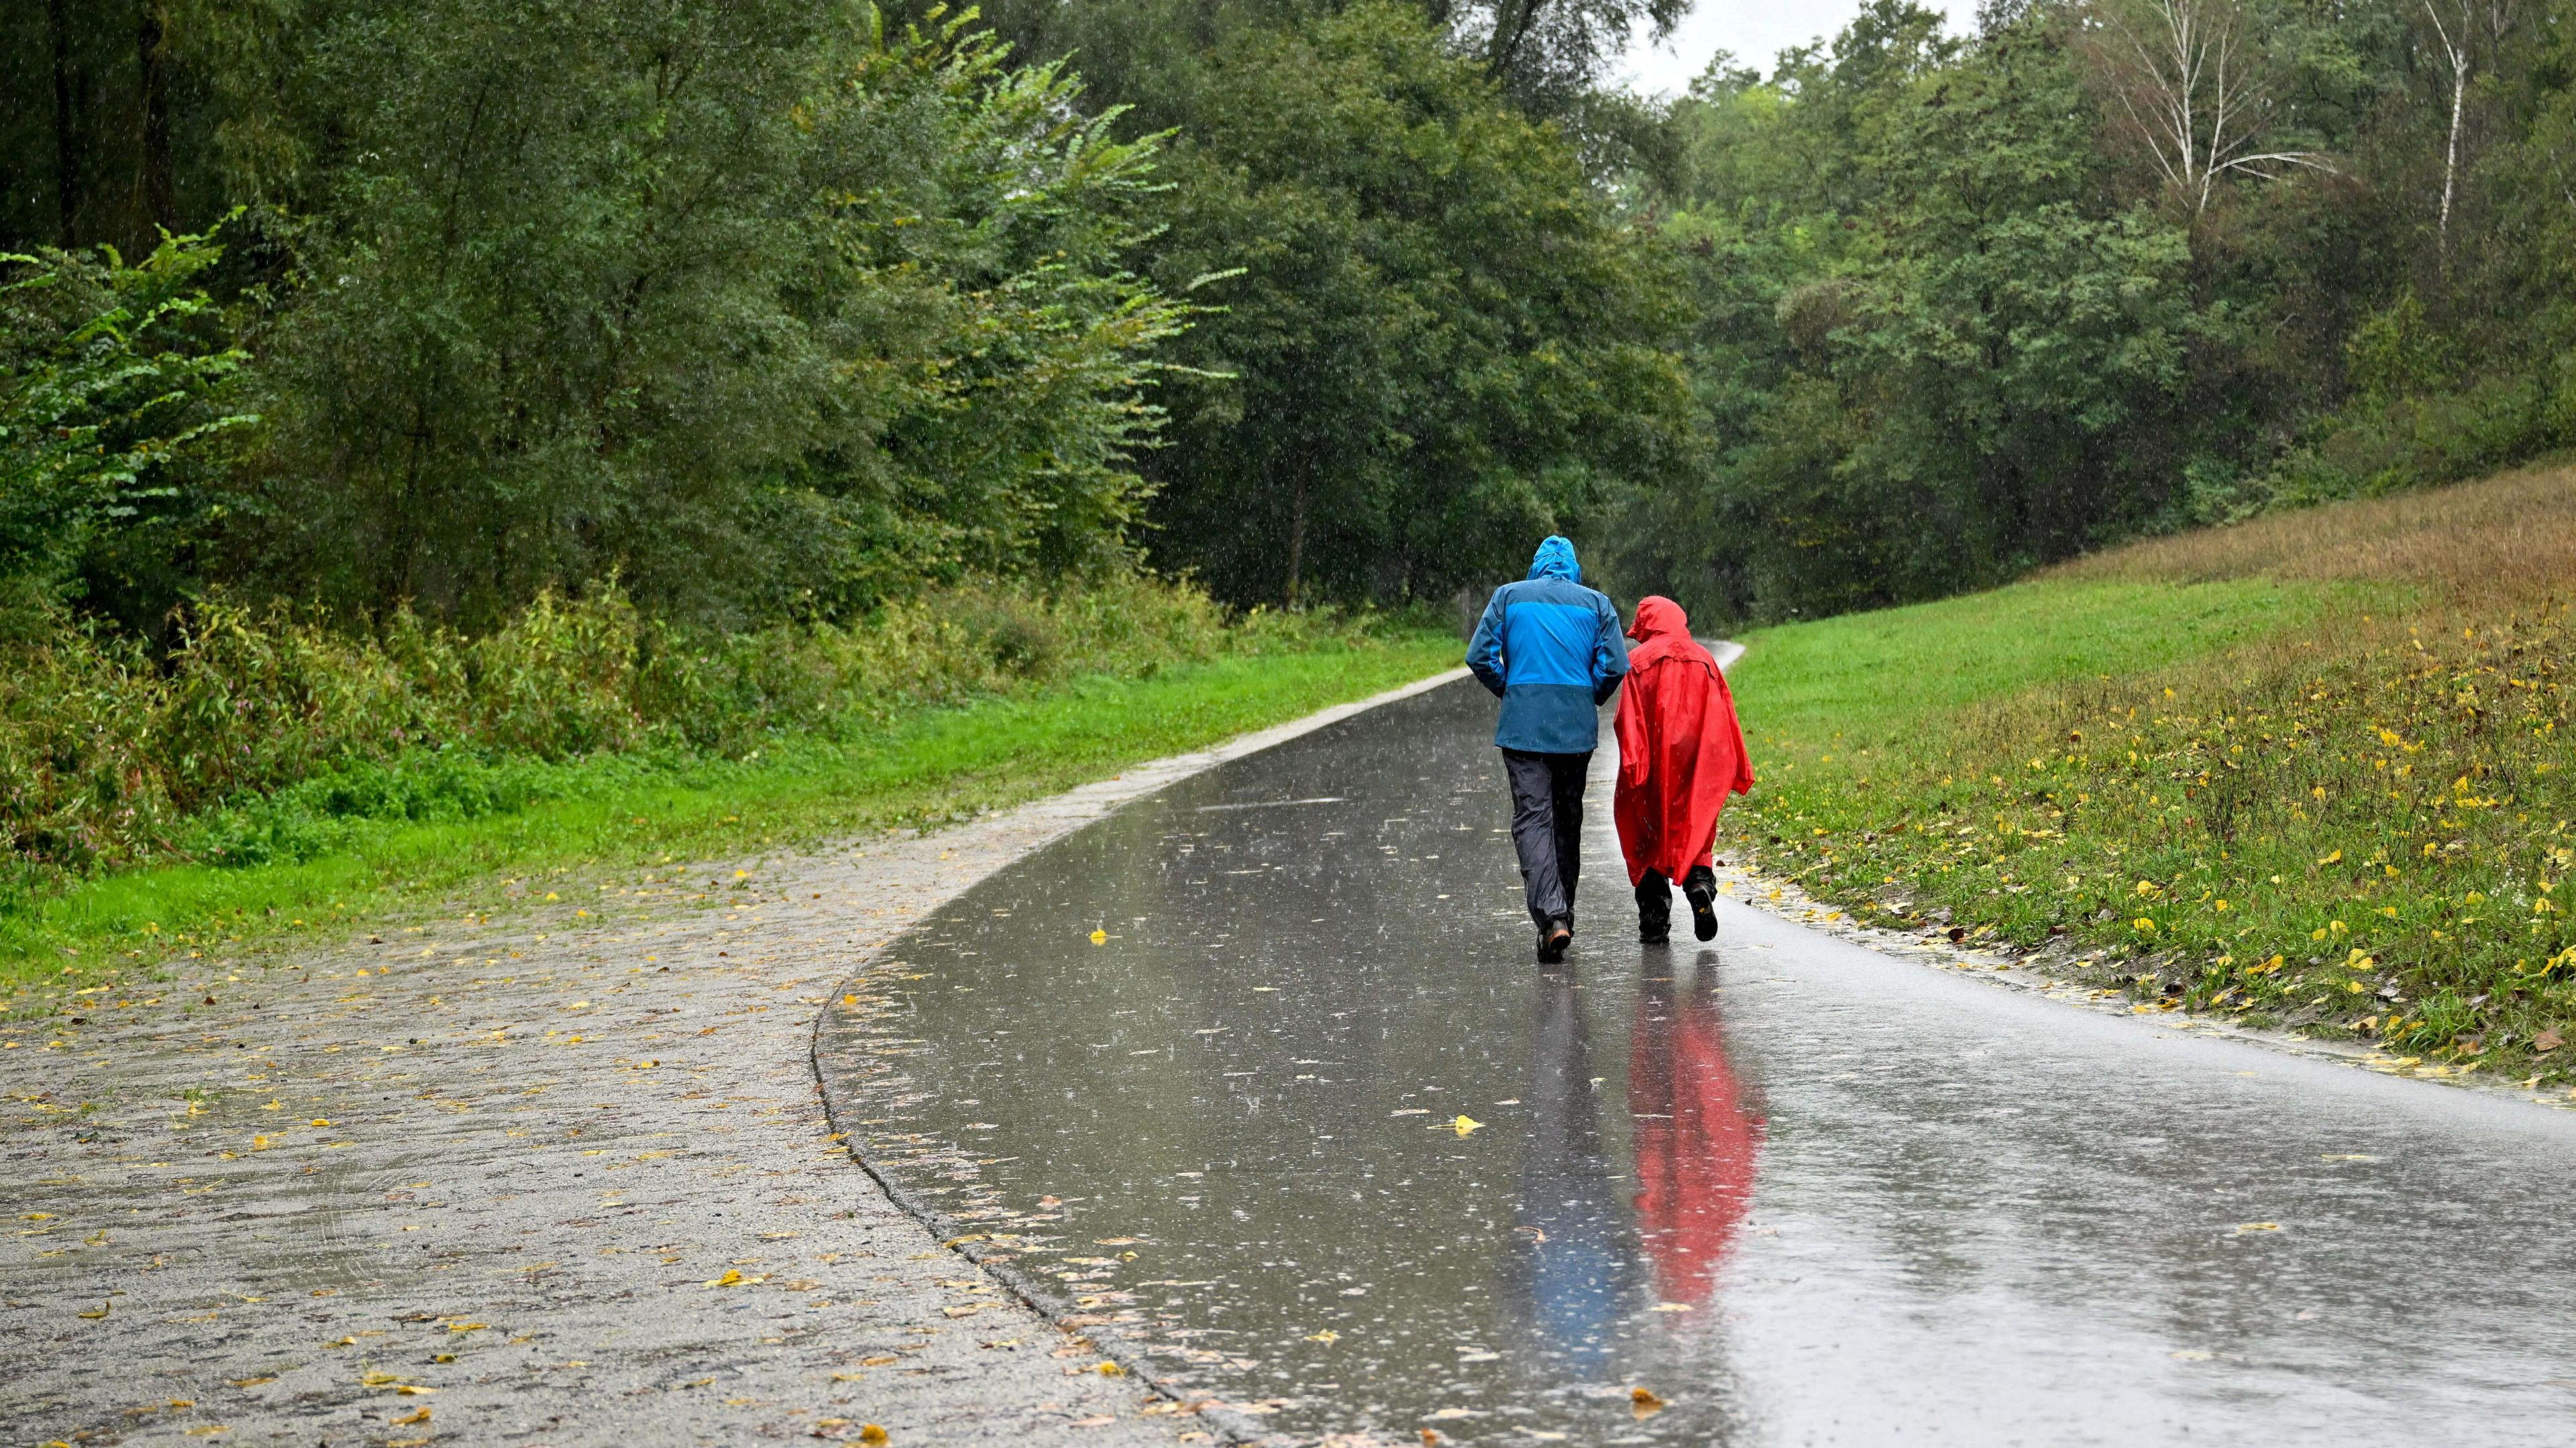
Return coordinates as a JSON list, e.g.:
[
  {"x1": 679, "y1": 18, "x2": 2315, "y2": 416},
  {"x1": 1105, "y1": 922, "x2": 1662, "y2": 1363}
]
[
  {"x1": 1719, "y1": 462, "x2": 2576, "y2": 1088},
  {"x1": 3, "y1": 634, "x2": 1456, "y2": 1008}
]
